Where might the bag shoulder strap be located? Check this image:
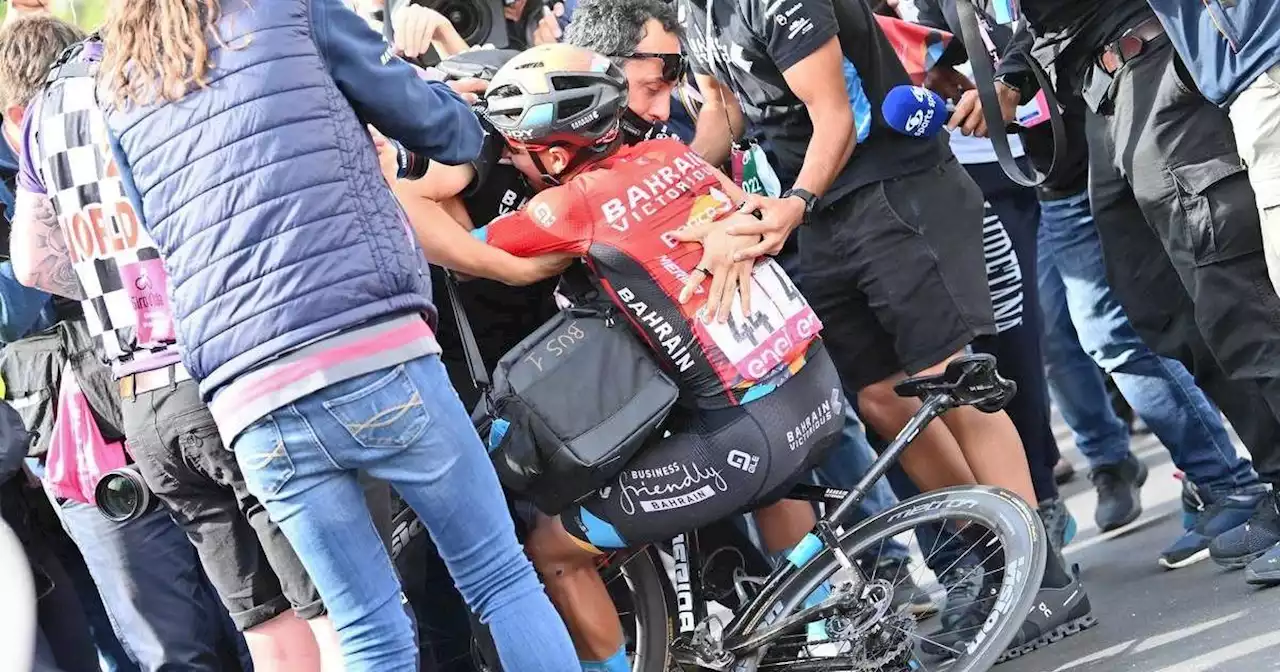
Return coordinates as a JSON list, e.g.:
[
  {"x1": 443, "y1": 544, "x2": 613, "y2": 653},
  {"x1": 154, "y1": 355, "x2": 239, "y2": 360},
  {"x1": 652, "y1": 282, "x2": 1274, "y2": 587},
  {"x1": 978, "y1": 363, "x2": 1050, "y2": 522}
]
[
  {"x1": 954, "y1": 0, "x2": 1067, "y2": 188},
  {"x1": 442, "y1": 270, "x2": 491, "y2": 389}
]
